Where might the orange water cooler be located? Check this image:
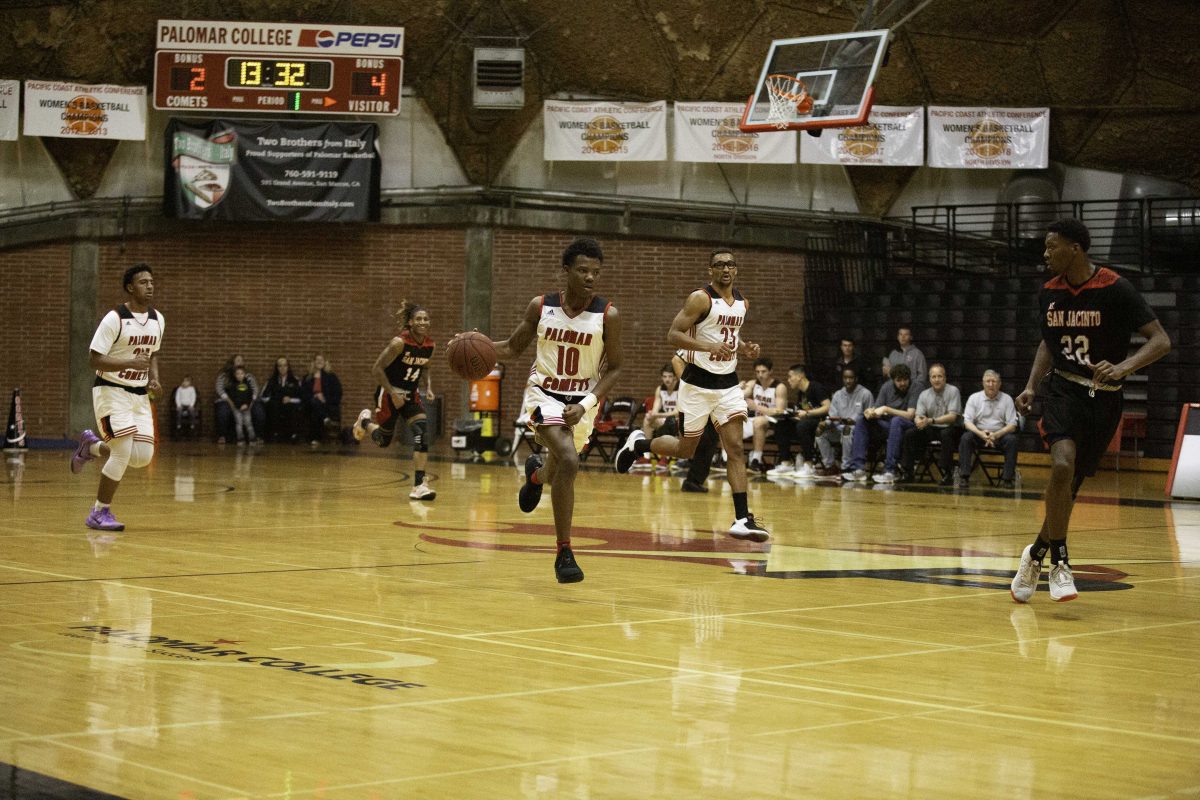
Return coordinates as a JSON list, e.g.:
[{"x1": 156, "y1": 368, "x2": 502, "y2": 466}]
[{"x1": 459, "y1": 365, "x2": 512, "y2": 460}]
